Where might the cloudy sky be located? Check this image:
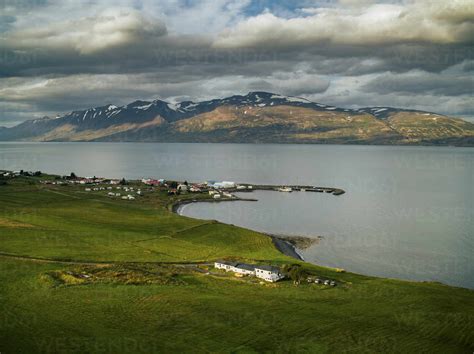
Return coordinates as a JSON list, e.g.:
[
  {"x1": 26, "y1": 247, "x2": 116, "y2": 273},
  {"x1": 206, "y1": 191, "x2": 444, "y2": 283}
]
[{"x1": 0, "y1": 0, "x2": 473, "y2": 126}]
